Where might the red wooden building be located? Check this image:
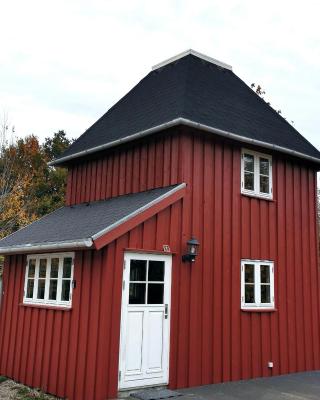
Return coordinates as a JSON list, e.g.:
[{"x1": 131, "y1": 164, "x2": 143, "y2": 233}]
[{"x1": 0, "y1": 50, "x2": 319, "y2": 400}]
